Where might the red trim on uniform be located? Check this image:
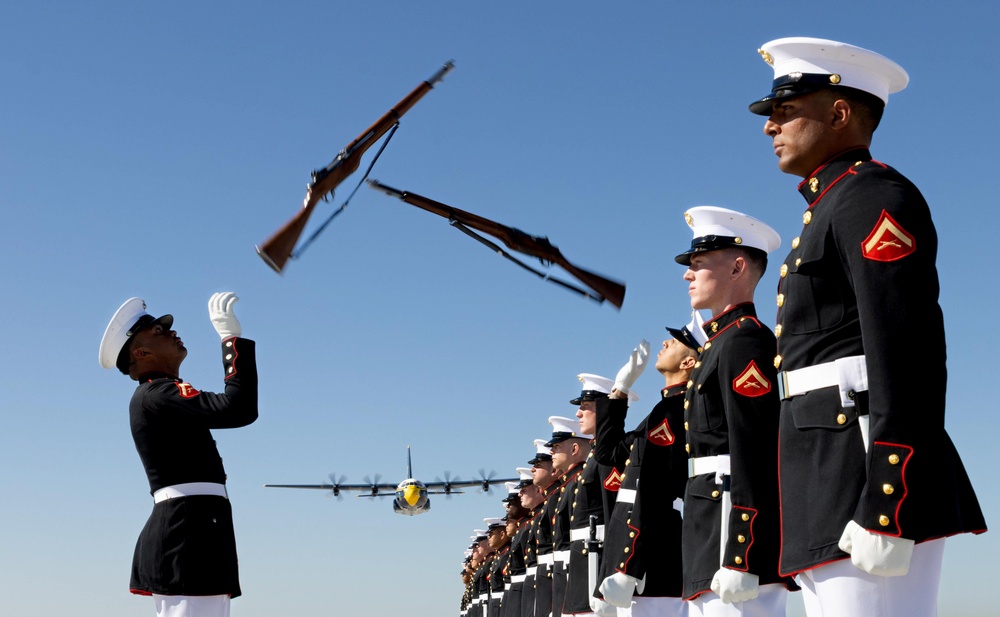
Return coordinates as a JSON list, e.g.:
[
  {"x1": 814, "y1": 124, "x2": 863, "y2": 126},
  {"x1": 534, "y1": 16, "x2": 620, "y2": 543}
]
[
  {"x1": 730, "y1": 506, "x2": 757, "y2": 572},
  {"x1": 616, "y1": 522, "x2": 641, "y2": 573},
  {"x1": 732, "y1": 360, "x2": 772, "y2": 397},
  {"x1": 174, "y1": 382, "x2": 201, "y2": 399},
  {"x1": 861, "y1": 210, "x2": 916, "y2": 262},
  {"x1": 810, "y1": 167, "x2": 856, "y2": 206},
  {"x1": 224, "y1": 337, "x2": 239, "y2": 380},
  {"x1": 872, "y1": 441, "x2": 913, "y2": 537},
  {"x1": 130, "y1": 588, "x2": 153, "y2": 596},
  {"x1": 647, "y1": 418, "x2": 676, "y2": 446}
]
